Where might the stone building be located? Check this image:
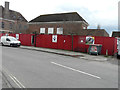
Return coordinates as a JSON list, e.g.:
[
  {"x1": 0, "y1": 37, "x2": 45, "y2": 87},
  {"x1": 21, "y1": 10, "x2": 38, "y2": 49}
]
[{"x1": 0, "y1": 2, "x2": 28, "y2": 33}]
